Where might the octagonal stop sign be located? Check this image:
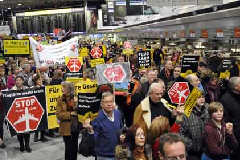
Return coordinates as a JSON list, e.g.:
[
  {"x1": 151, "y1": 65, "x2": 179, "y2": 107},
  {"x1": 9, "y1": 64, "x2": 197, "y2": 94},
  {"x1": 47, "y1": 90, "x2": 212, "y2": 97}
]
[
  {"x1": 168, "y1": 82, "x2": 190, "y2": 105},
  {"x1": 67, "y1": 58, "x2": 81, "y2": 72},
  {"x1": 90, "y1": 47, "x2": 103, "y2": 59},
  {"x1": 6, "y1": 96, "x2": 44, "y2": 133},
  {"x1": 103, "y1": 65, "x2": 126, "y2": 83}
]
